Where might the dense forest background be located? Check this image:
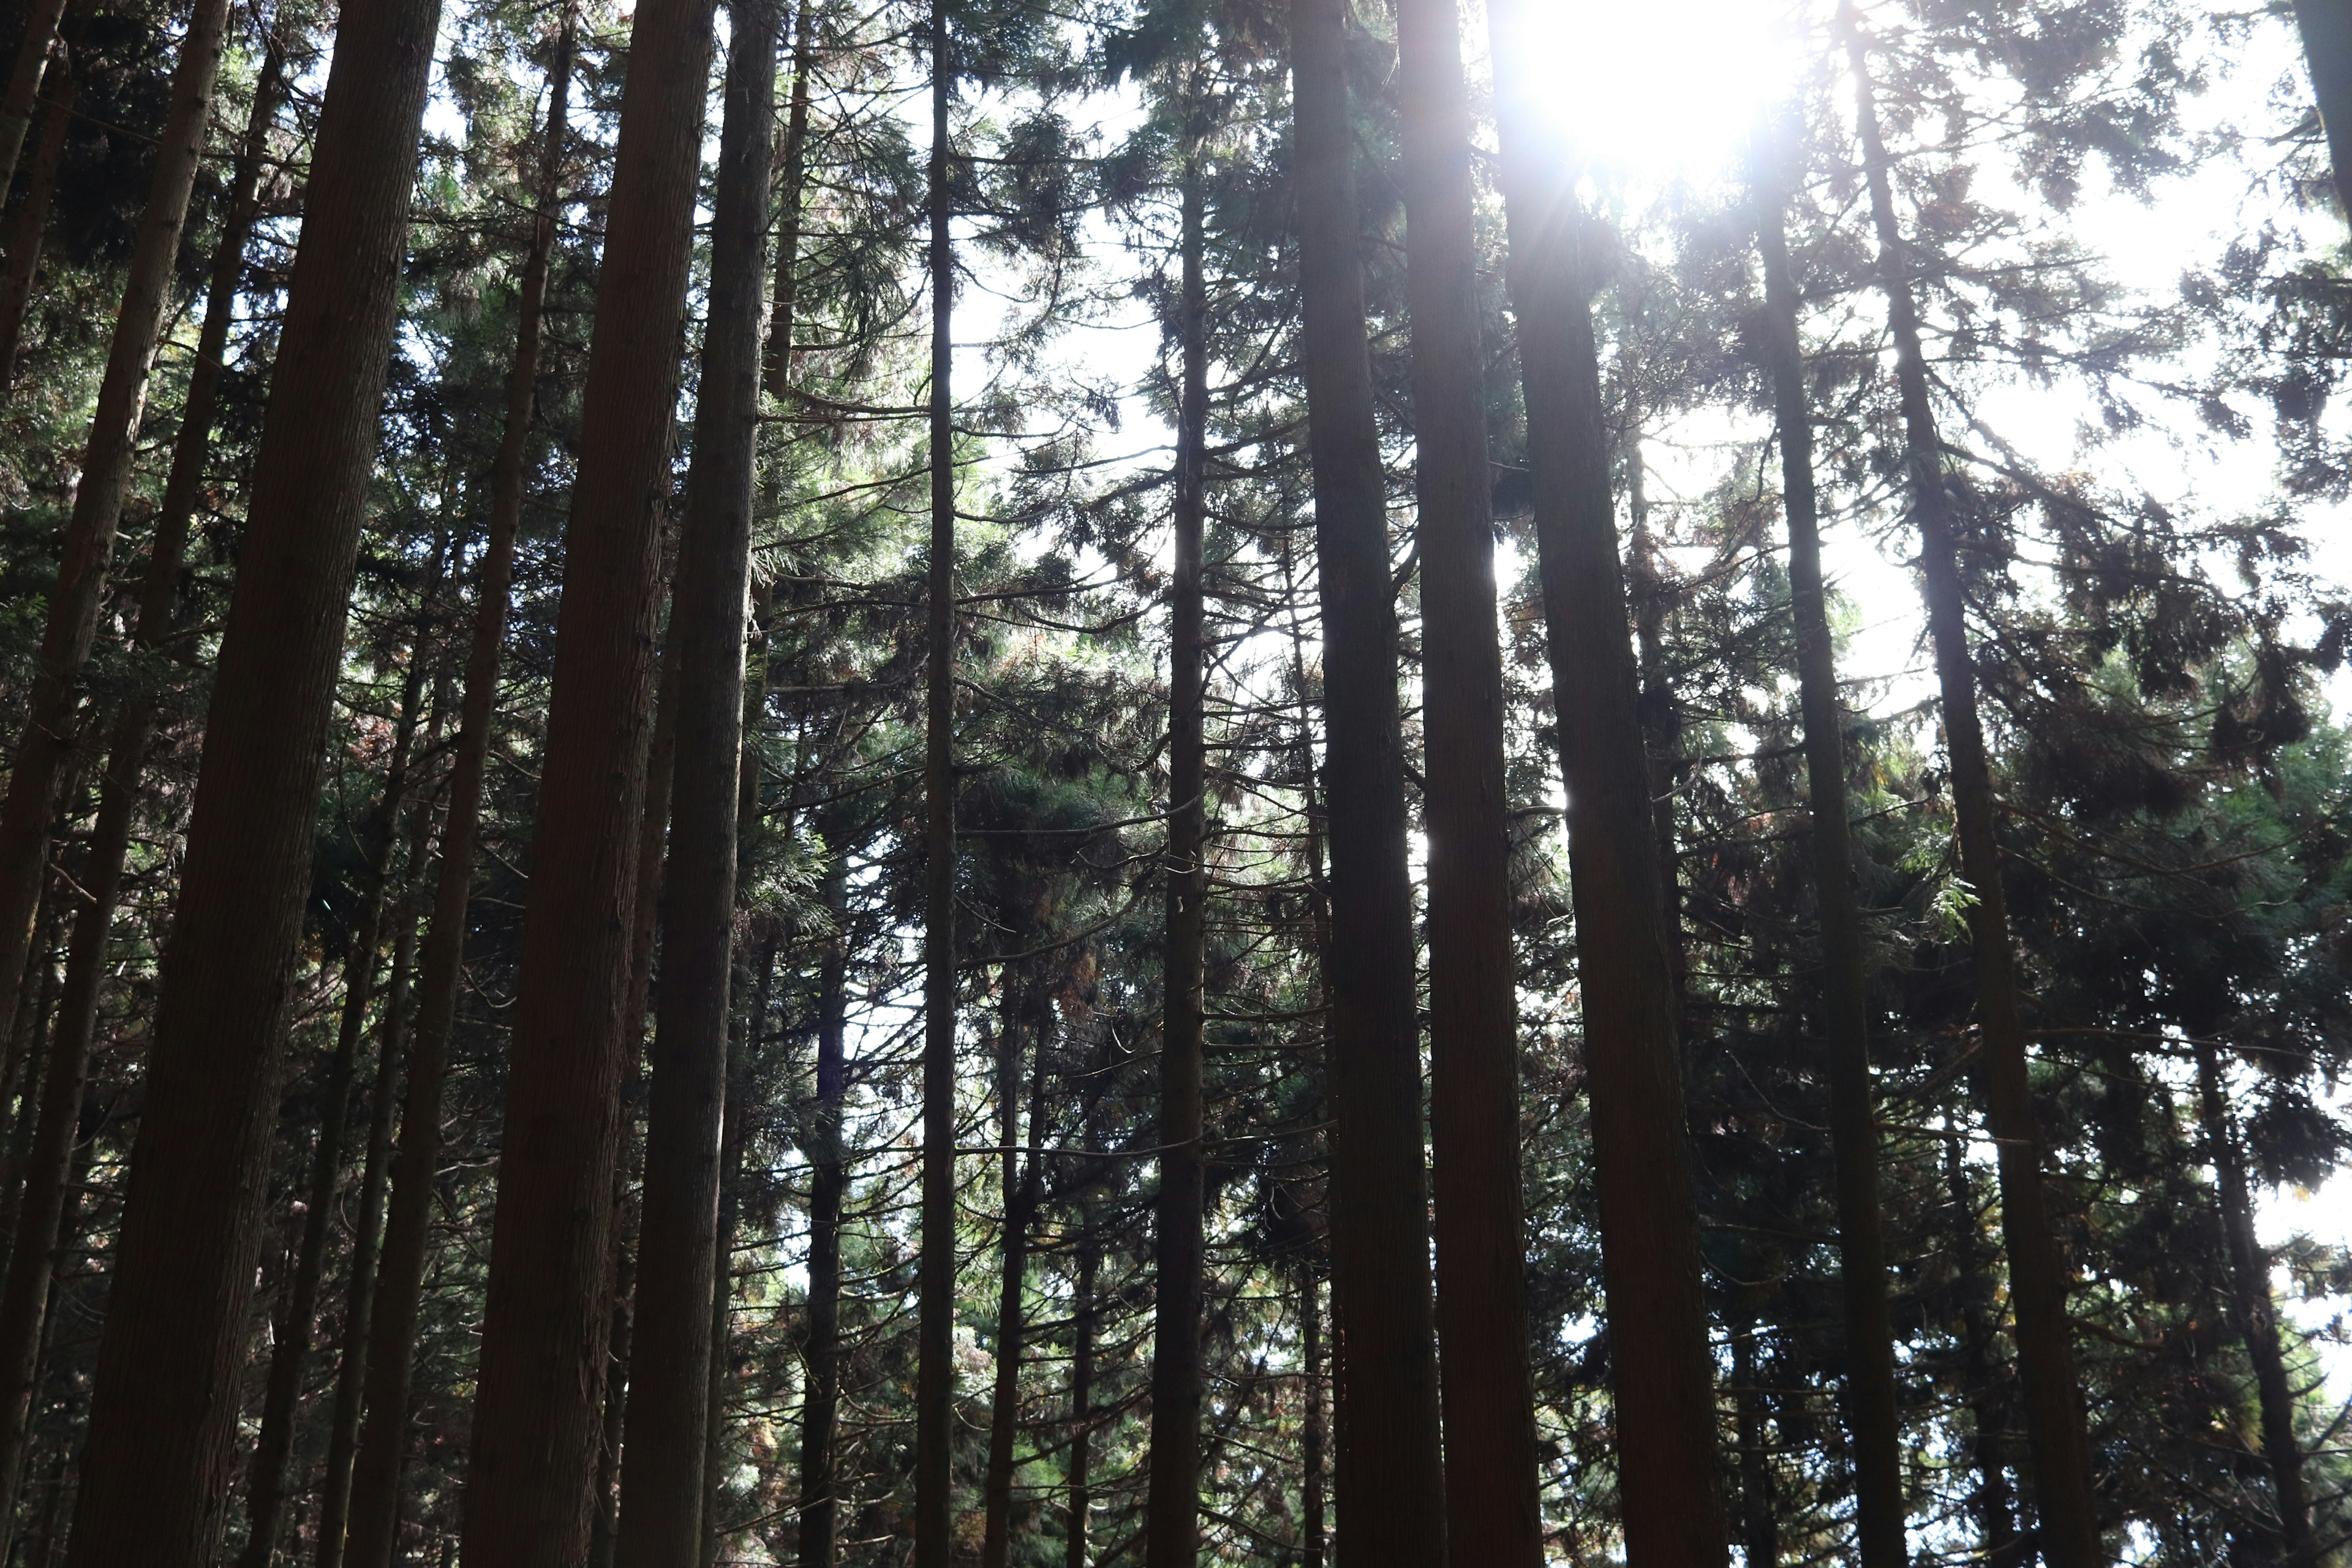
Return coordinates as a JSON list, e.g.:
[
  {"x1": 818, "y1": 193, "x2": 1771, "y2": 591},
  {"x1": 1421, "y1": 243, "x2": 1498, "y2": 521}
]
[{"x1": 0, "y1": 0, "x2": 2347, "y2": 1562}]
